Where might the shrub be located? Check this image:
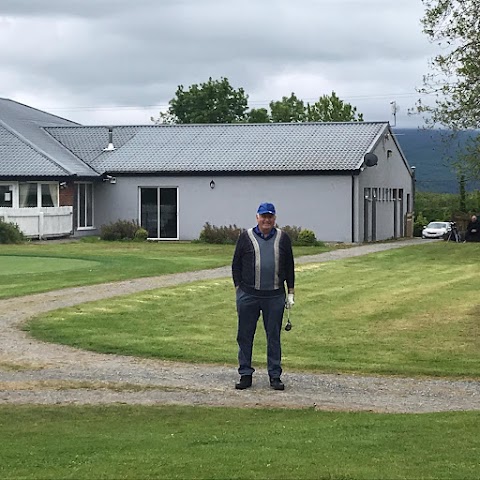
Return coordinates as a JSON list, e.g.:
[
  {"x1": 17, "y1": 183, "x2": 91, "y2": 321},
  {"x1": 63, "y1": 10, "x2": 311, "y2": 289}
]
[
  {"x1": 296, "y1": 229, "x2": 318, "y2": 246},
  {"x1": 198, "y1": 222, "x2": 244, "y2": 244},
  {"x1": 414, "y1": 212, "x2": 429, "y2": 237},
  {"x1": 280, "y1": 225, "x2": 302, "y2": 243},
  {"x1": 0, "y1": 219, "x2": 25, "y2": 244},
  {"x1": 100, "y1": 219, "x2": 140, "y2": 241},
  {"x1": 134, "y1": 228, "x2": 149, "y2": 241}
]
